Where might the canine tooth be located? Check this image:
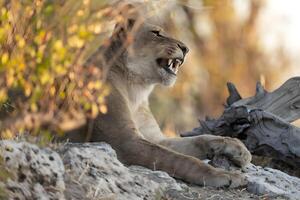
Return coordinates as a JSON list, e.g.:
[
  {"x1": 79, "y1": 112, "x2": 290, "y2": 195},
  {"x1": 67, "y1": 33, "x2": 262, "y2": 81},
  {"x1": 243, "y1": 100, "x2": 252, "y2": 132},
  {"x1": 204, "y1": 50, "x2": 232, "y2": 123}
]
[
  {"x1": 175, "y1": 63, "x2": 179, "y2": 69},
  {"x1": 168, "y1": 59, "x2": 172, "y2": 65},
  {"x1": 174, "y1": 63, "x2": 180, "y2": 73},
  {"x1": 175, "y1": 68, "x2": 178, "y2": 74}
]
